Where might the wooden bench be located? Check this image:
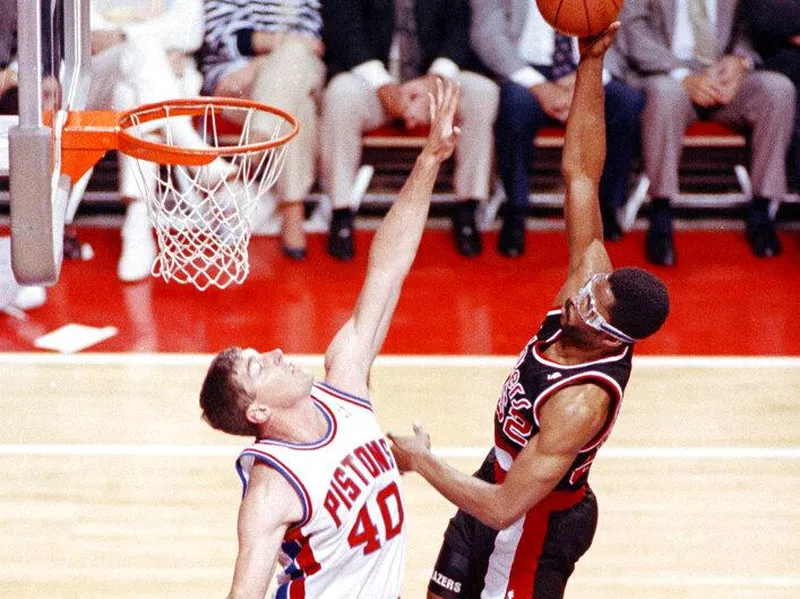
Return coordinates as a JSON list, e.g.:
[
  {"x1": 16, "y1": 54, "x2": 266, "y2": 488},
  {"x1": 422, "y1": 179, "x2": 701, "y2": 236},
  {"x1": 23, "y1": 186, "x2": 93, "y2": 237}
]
[
  {"x1": 620, "y1": 120, "x2": 755, "y2": 229},
  {"x1": 362, "y1": 123, "x2": 568, "y2": 149},
  {"x1": 102, "y1": 116, "x2": 787, "y2": 234}
]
